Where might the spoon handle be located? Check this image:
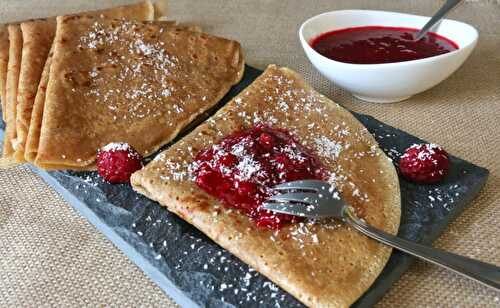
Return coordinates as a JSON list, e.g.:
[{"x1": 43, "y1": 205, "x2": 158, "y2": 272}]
[
  {"x1": 344, "y1": 209, "x2": 500, "y2": 291},
  {"x1": 415, "y1": 0, "x2": 463, "y2": 41}
]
